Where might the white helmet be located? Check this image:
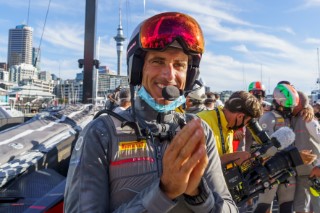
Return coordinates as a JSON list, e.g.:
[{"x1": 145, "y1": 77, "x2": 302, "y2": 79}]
[{"x1": 188, "y1": 85, "x2": 206, "y2": 101}]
